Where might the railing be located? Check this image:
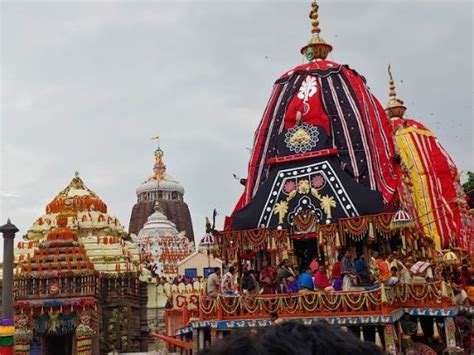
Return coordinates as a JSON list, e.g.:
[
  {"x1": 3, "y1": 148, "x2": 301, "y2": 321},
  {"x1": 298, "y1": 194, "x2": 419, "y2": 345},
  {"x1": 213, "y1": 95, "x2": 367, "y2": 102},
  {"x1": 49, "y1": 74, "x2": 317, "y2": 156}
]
[
  {"x1": 14, "y1": 274, "x2": 97, "y2": 299},
  {"x1": 195, "y1": 282, "x2": 453, "y2": 322},
  {"x1": 14, "y1": 272, "x2": 143, "y2": 300}
]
